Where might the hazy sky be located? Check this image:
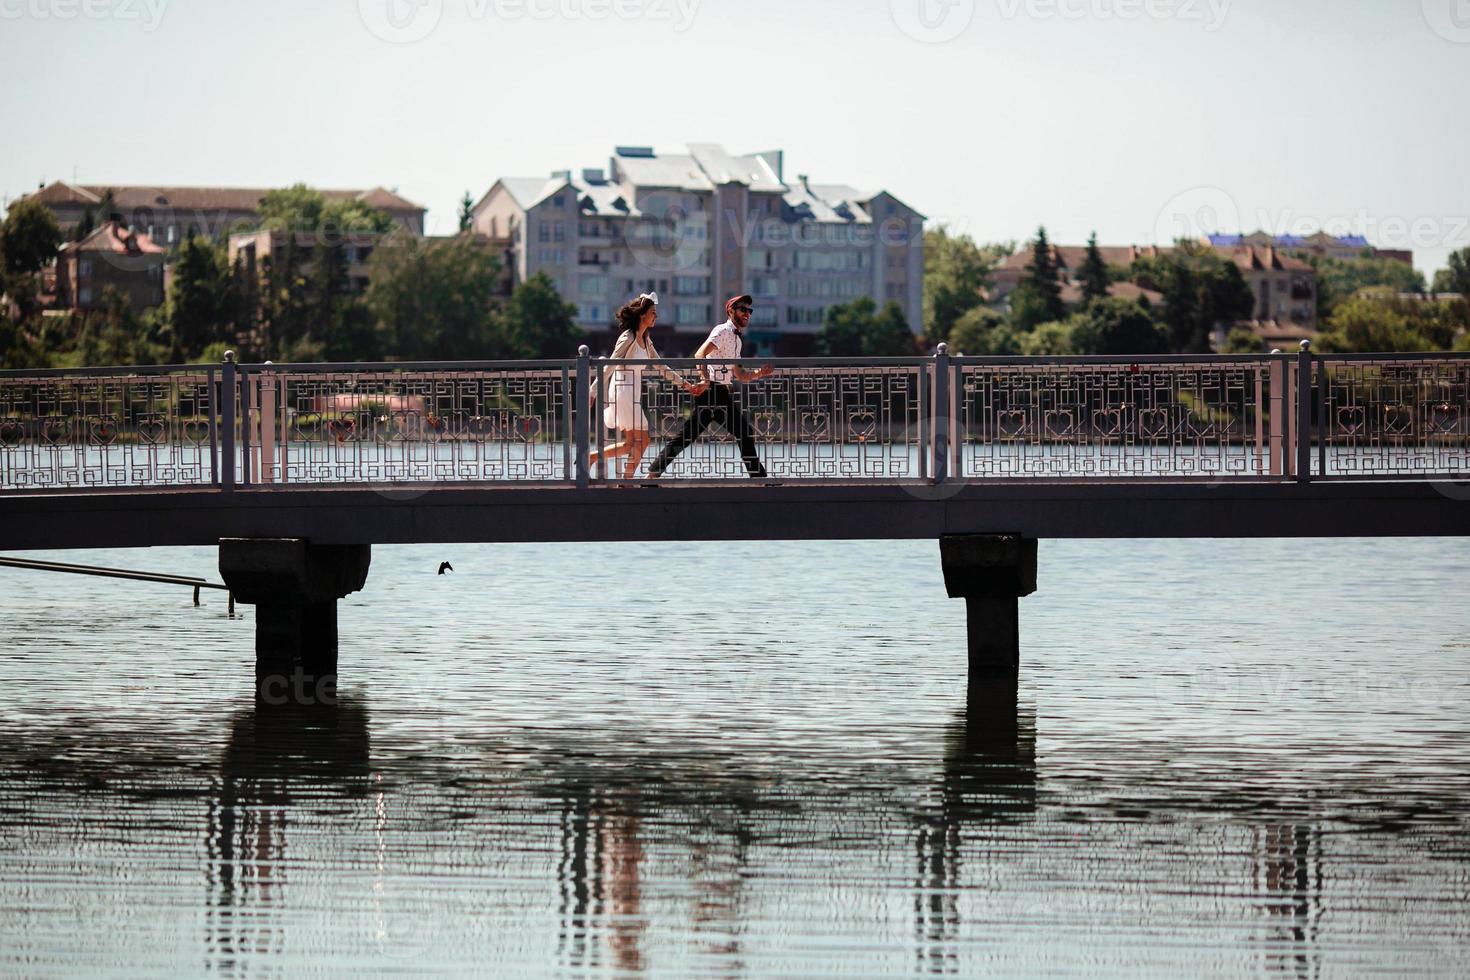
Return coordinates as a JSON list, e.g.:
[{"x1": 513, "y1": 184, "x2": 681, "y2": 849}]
[{"x1": 2, "y1": 0, "x2": 1466, "y2": 274}]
